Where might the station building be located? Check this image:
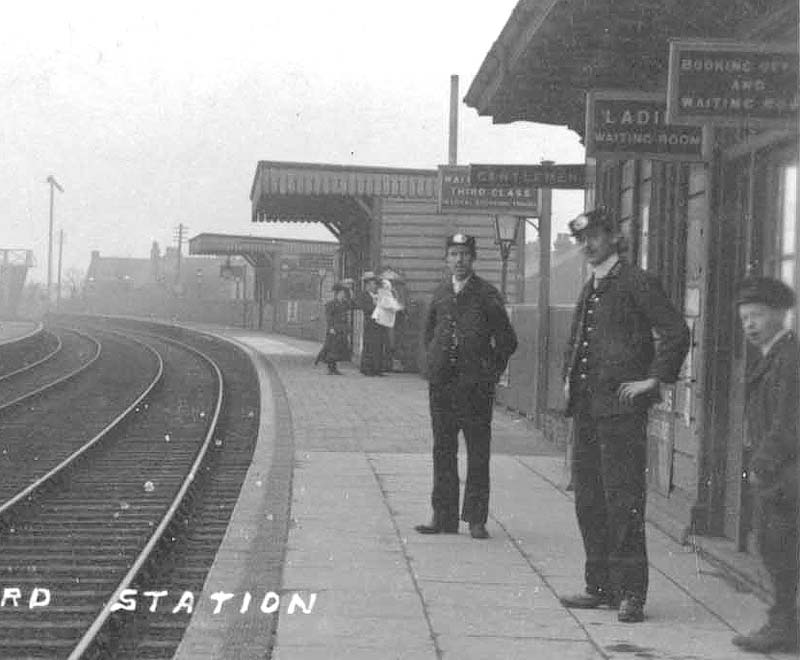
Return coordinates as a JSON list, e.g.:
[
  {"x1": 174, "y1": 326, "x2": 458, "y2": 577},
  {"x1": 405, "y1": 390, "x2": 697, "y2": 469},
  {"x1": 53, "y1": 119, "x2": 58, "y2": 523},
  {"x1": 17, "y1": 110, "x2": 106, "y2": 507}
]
[
  {"x1": 464, "y1": 0, "x2": 798, "y2": 546},
  {"x1": 247, "y1": 161, "x2": 526, "y2": 371}
]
